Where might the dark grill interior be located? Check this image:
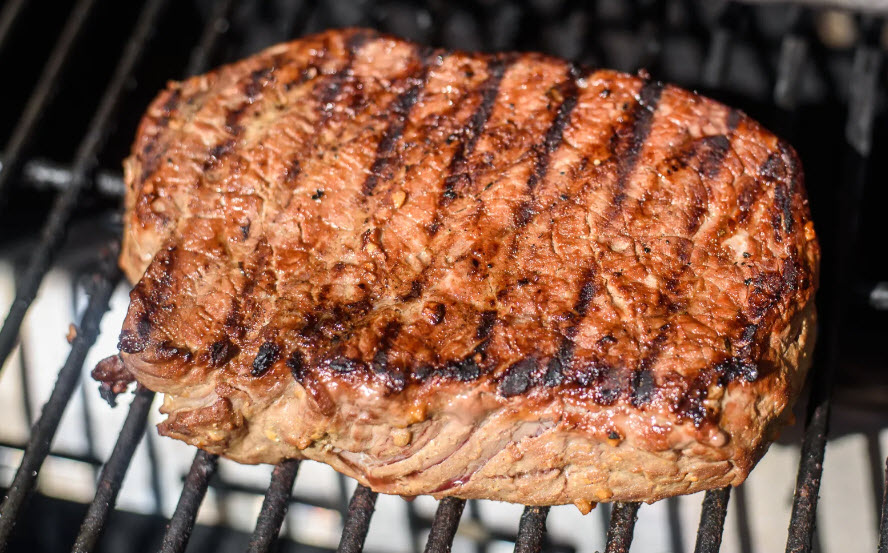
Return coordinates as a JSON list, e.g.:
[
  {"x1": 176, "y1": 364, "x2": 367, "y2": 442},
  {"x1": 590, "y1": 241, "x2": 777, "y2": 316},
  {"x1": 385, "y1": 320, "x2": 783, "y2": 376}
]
[{"x1": 0, "y1": 1, "x2": 886, "y2": 552}]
